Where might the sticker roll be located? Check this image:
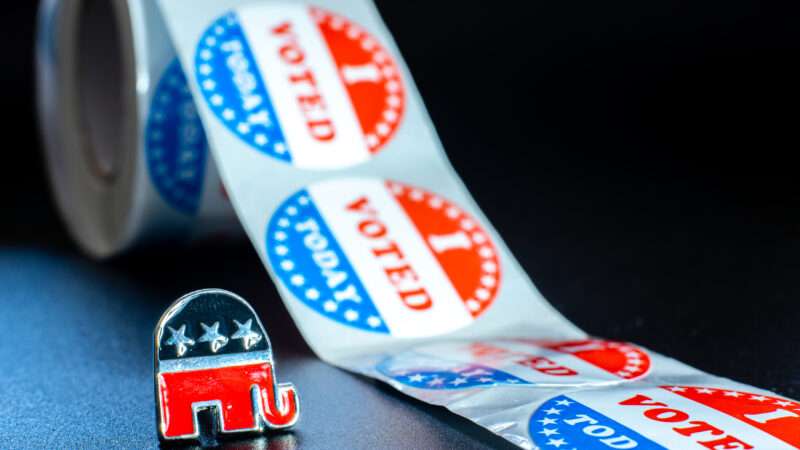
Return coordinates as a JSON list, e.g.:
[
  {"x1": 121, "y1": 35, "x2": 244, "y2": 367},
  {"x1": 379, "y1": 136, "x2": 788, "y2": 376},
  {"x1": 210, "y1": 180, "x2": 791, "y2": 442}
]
[
  {"x1": 36, "y1": 0, "x2": 237, "y2": 258},
  {"x1": 38, "y1": 0, "x2": 800, "y2": 448}
]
